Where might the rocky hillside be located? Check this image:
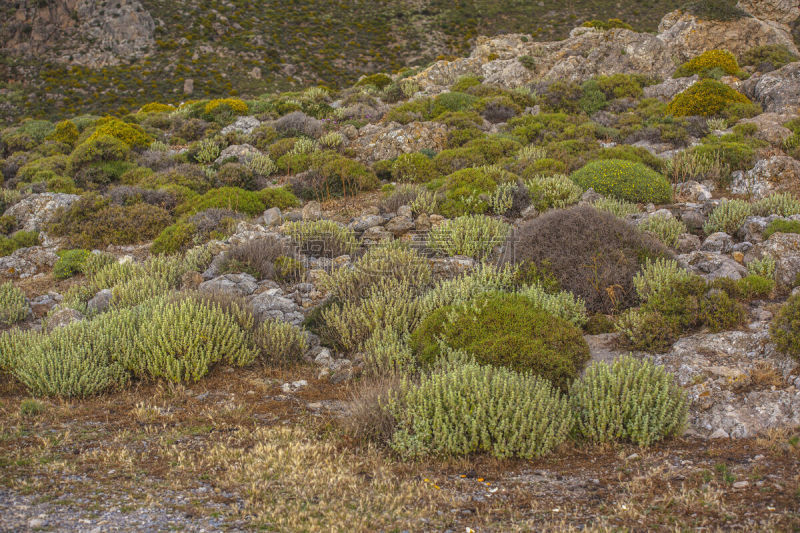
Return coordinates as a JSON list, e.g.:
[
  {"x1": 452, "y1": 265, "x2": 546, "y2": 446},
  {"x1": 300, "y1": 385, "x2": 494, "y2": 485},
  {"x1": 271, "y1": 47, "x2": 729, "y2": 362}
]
[
  {"x1": 1, "y1": 0, "x2": 800, "y2": 530},
  {"x1": 0, "y1": 0, "x2": 694, "y2": 123}
]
